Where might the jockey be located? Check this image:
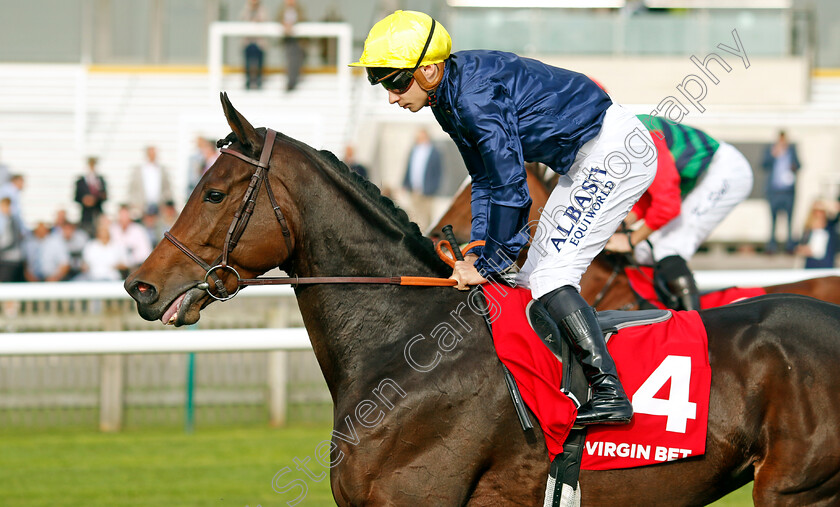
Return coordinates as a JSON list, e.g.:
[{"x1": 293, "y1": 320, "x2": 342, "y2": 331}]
[
  {"x1": 606, "y1": 116, "x2": 754, "y2": 311},
  {"x1": 352, "y1": 10, "x2": 657, "y2": 426}
]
